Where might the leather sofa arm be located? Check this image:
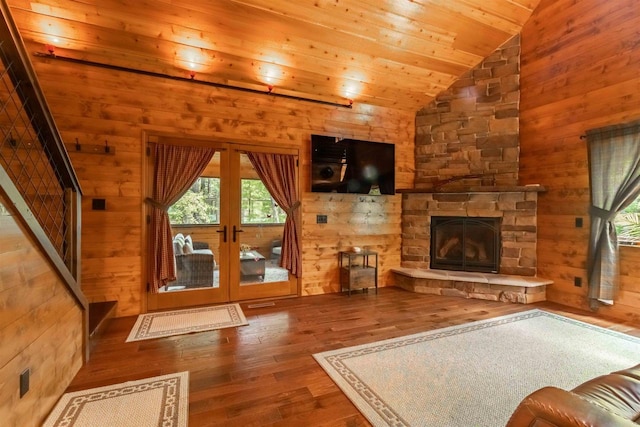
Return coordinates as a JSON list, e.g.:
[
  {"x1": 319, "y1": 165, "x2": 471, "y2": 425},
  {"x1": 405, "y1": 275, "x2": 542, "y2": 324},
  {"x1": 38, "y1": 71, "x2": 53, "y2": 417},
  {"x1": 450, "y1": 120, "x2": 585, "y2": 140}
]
[{"x1": 506, "y1": 386, "x2": 639, "y2": 427}]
